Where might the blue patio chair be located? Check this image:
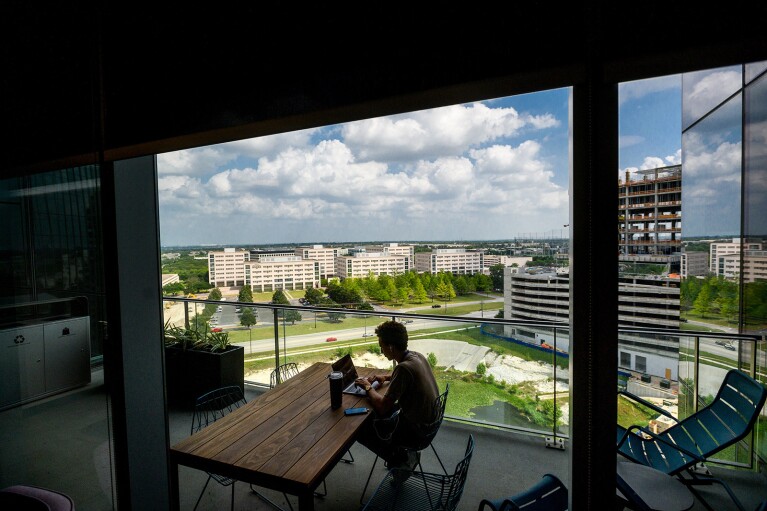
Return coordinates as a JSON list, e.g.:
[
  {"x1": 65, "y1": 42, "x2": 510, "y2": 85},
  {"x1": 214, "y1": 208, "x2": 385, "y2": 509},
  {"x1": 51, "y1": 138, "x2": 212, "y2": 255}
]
[
  {"x1": 362, "y1": 434, "x2": 474, "y2": 511},
  {"x1": 477, "y1": 473, "x2": 568, "y2": 511},
  {"x1": 616, "y1": 369, "x2": 767, "y2": 511}
]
